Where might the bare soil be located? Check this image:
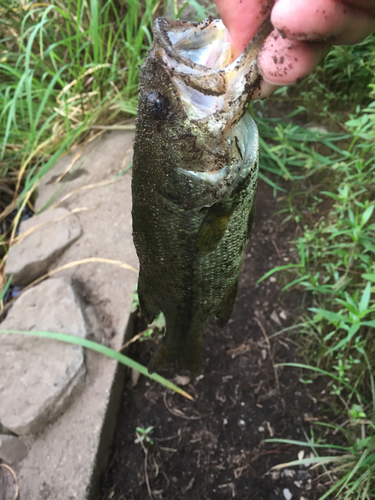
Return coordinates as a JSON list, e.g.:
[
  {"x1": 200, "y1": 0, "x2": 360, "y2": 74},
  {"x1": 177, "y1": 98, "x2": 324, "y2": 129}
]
[{"x1": 100, "y1": 179, "x2": 331, "y2": 500}]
